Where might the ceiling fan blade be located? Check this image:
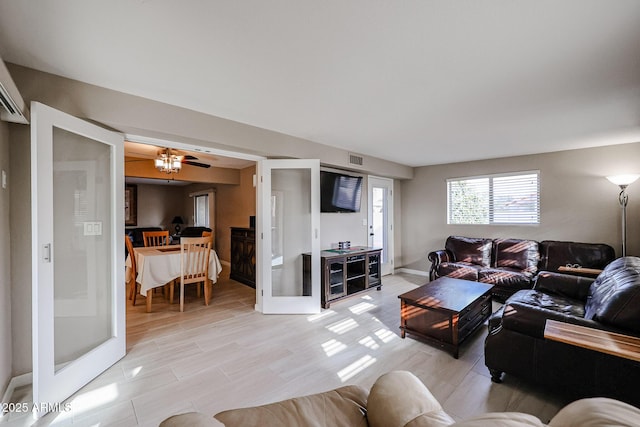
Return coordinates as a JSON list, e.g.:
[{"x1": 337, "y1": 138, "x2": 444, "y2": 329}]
[
  {"x1": 184, "y1": 154, "x2": 199, "y2": 160},
  {"x1": 183, "y1": 160, "x2": 211, "y2": 169}
]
